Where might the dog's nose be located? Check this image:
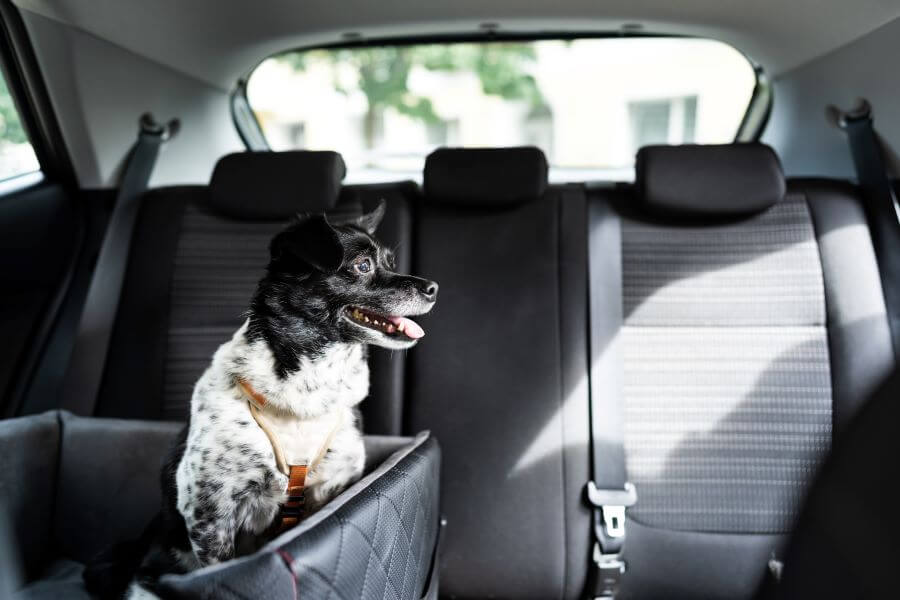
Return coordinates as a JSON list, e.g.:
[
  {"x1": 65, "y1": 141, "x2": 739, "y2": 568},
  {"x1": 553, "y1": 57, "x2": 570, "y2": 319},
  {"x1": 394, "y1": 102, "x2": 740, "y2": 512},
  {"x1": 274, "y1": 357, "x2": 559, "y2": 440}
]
[{"x1": 420, "y1": 280, "x2": 439, "y2": 303}]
